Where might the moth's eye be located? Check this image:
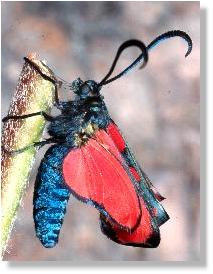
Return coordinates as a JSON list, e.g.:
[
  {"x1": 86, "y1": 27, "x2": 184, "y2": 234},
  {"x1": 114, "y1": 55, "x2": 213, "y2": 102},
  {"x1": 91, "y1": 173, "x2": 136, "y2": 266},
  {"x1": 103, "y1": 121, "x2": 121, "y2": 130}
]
[
  {"x1": 81, "y1": 84, "x2": 91, "y2": 97},
  {"x1": 85, "y1": 80, "x2": 100, "y2": 95}
]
